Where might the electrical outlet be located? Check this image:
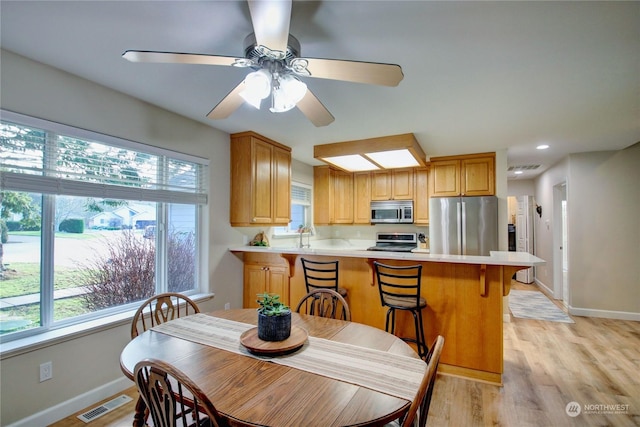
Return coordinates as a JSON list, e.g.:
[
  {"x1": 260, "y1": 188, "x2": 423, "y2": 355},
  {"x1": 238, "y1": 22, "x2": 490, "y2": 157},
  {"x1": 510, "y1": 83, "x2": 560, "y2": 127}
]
[
  {"x1": 224, "y1": 302, "x2": 231, "y2": 310},
  {"x1": 40, "y1": 361, "x2": 52, "y2": 382}
]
